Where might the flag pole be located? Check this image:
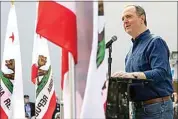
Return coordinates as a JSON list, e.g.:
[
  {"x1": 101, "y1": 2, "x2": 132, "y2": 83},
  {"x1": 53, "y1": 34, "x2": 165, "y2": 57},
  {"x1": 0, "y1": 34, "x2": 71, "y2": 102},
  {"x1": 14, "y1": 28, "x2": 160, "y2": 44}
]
[{"x1": 69, "y1": 53, "x2": 76, "y2": 119}]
